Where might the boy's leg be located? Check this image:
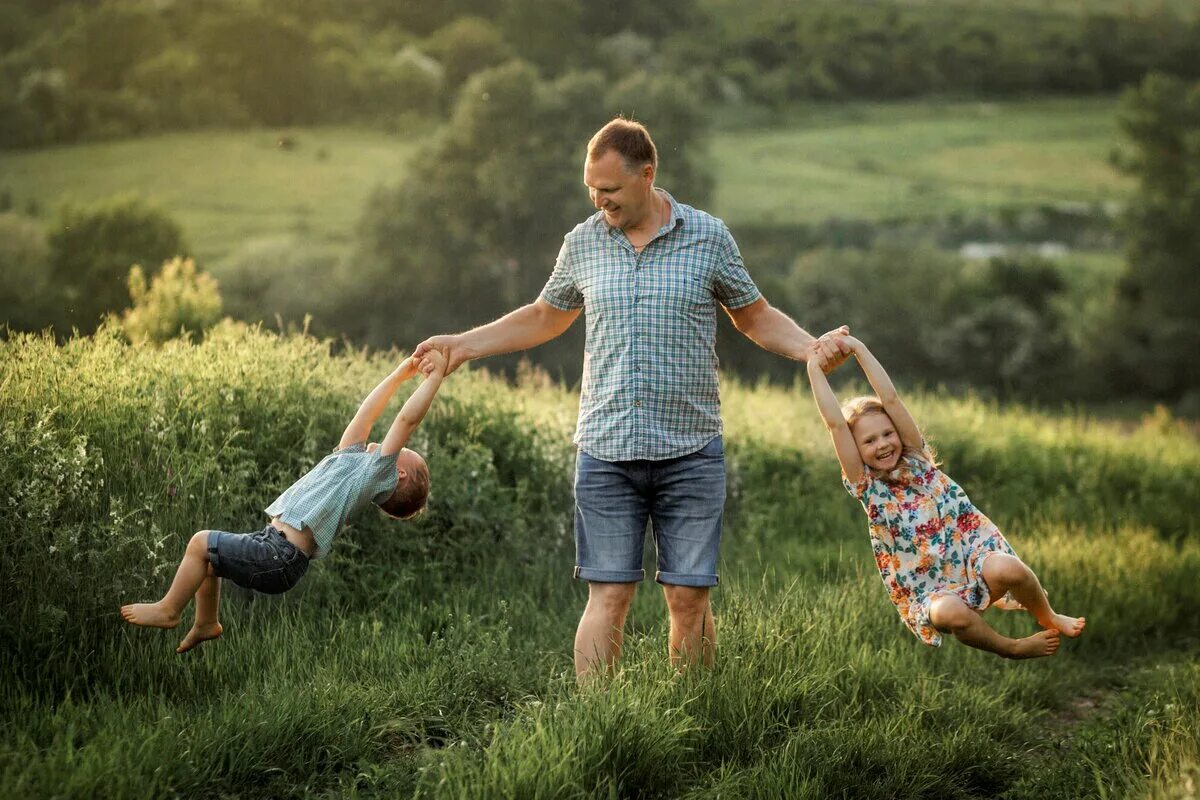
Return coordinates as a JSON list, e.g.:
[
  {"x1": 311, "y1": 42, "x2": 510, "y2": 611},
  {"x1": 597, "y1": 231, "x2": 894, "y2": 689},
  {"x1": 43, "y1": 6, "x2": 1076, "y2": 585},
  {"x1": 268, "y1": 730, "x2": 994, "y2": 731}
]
[
  {"x1": 981, "y1": 553, "x2": 1085, "y2": 638},
  {"x1": 120, "y1": 530, "x2": 213, "y2": 629},
  {"x1": 929, "y1": 594, "x2": 1060, "y2": 659},
  {"x1": 177, "y1": 567, "x2": 223, "y2": 653}
]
